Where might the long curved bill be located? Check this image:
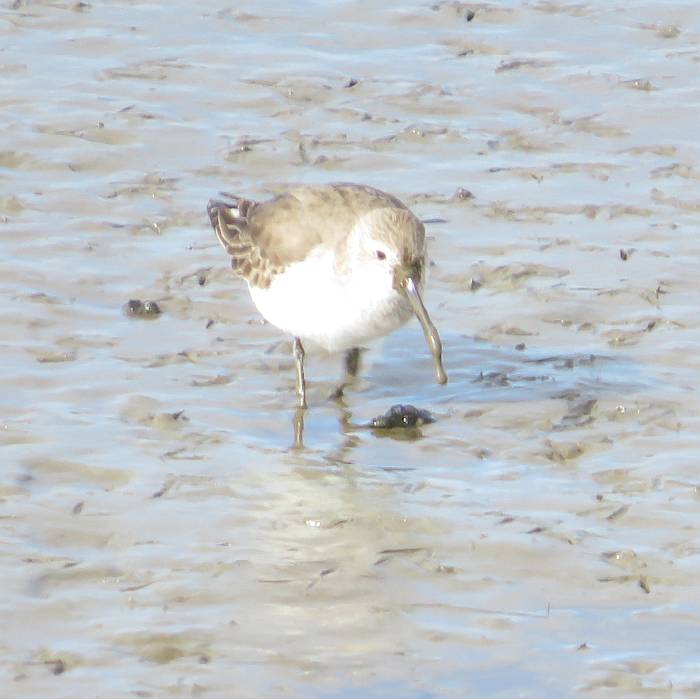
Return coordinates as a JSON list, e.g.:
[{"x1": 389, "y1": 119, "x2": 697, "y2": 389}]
[{"x1": 401, "y1": 276, "x2": 448, "y2": 385}]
